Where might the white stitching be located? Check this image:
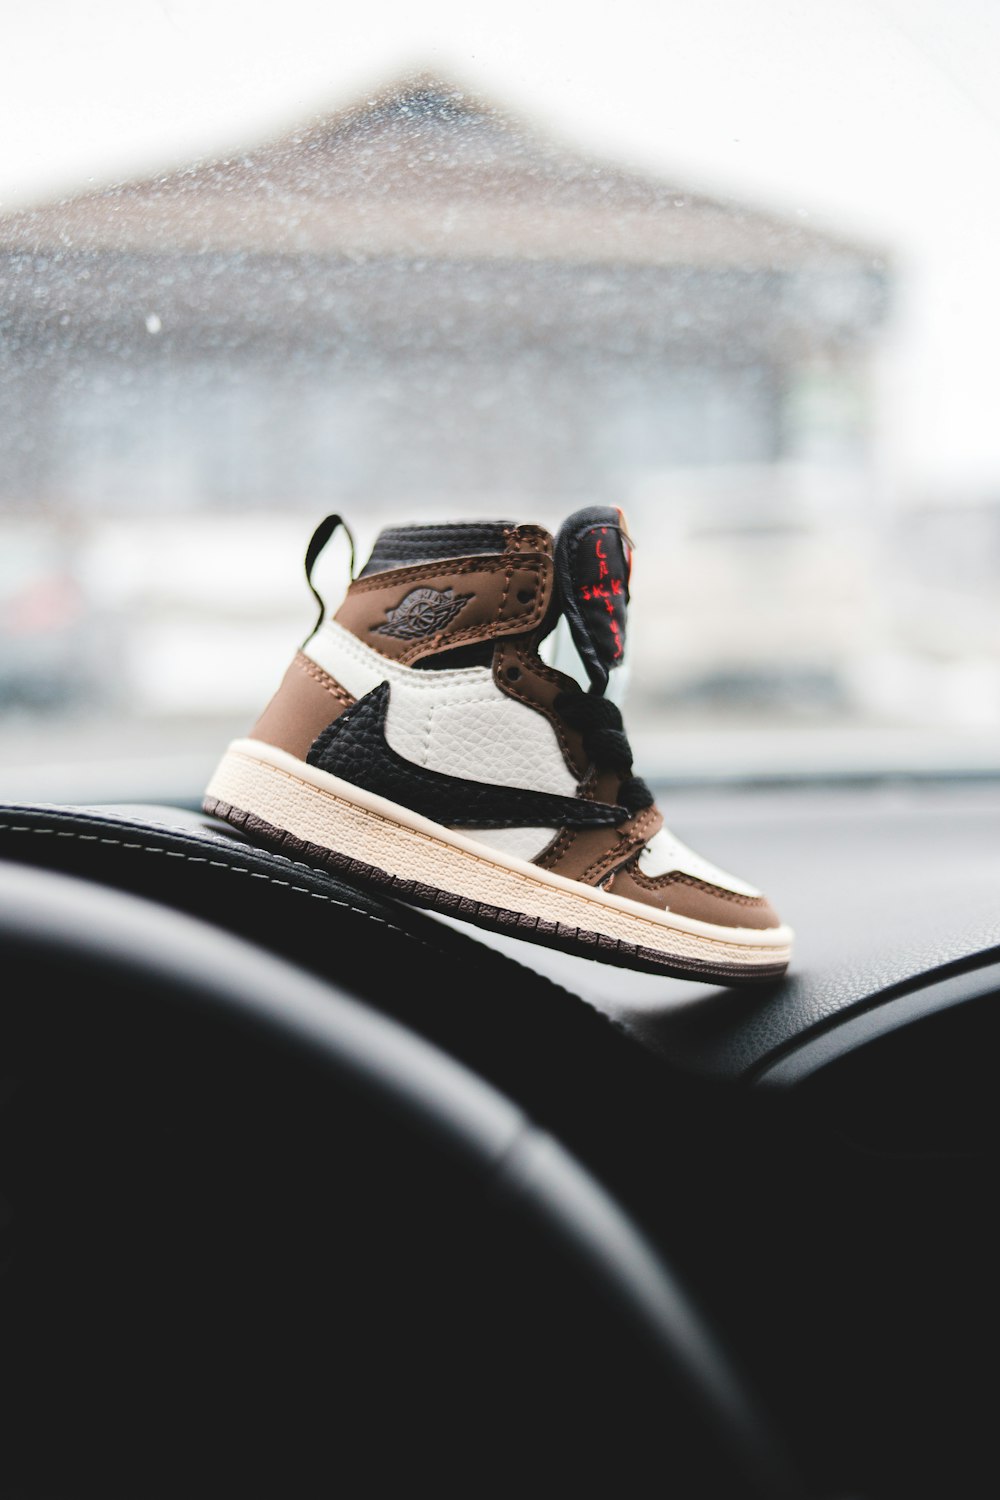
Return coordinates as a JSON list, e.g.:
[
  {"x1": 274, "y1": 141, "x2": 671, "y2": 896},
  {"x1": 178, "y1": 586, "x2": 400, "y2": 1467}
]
[{"x1": 0, "y1": 822, "x2": 441, "y2": 950}]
